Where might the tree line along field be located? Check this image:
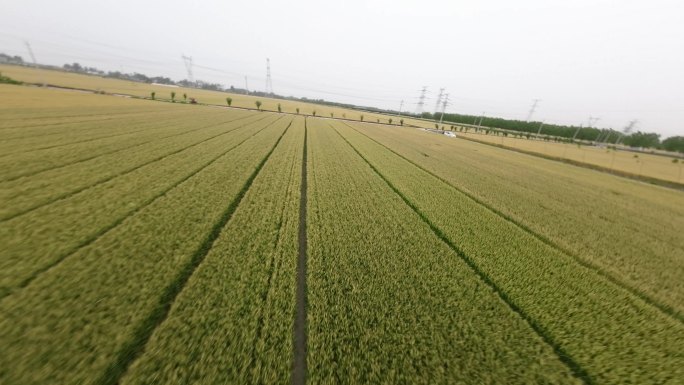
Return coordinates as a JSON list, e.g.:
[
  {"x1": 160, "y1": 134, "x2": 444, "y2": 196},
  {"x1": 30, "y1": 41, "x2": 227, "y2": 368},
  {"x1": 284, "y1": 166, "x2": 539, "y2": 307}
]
[
  {"x1": 2, "y1": 63, "x2": 680, "y2": 188},
  {"x1": 0, "y1": 84, "x2": 683, "y2": 384}
]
